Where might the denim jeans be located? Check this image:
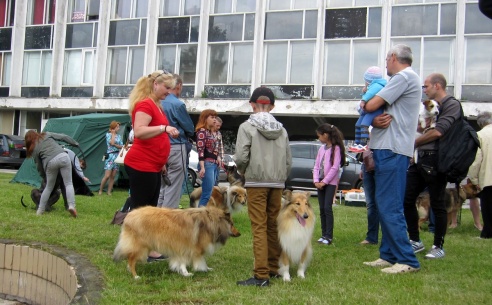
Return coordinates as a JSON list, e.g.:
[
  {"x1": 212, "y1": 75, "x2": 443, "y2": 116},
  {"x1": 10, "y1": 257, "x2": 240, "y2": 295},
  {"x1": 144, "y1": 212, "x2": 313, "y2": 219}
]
[
  {"x1": 363, "y1": 170, "x2": 379, "y2": 244},
  {"x1": 198, "y1": 161, "x2": 217, "y2": 206},
  {"x1": 317, "y1": 184, "x2": 336, "y2": 240},
  {"x1": 372, "y1": 149, "x2": 420, "y2": 269}
]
